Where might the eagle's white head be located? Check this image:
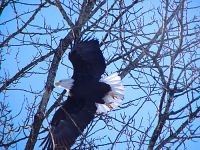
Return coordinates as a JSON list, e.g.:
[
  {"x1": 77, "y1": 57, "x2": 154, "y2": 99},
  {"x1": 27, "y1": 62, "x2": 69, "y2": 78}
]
[{"x1": 54, "y1": 78, "x2": 74, "y2": 91}]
